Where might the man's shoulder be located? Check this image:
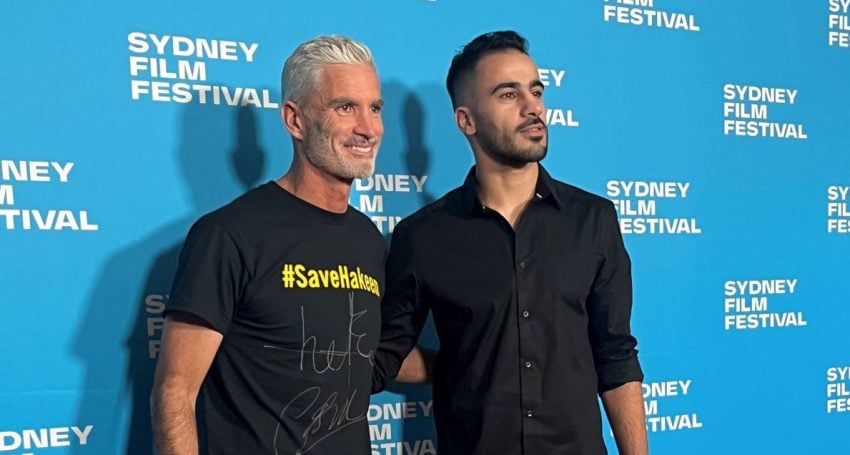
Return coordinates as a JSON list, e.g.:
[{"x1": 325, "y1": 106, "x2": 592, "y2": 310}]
[
  {"x1": 198, "y1": 183, "x2": 274, "y2": 226},
  {"x1": 182, "y1": 183, "x2": 290, "y2": 246},
  {"x1": 394, "y1": 186, "x2": 464, "y2": 233},
  {"x1": 551, "y1": 179, "x2": 613, "y2": 209}
]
